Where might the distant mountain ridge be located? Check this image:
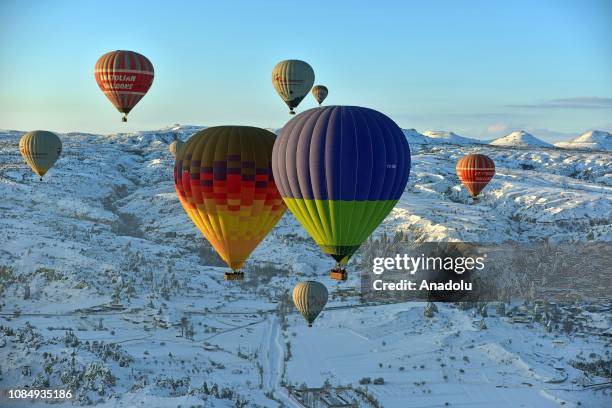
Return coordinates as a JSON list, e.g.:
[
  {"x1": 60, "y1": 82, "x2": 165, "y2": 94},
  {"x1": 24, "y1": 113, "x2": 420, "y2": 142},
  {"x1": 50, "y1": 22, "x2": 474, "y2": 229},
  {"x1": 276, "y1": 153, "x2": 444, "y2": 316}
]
[
  {"x1": 555, "y1": 130, "x2": 612, "y2": 151},
  {"x1": 402, "y1": 128, "x2": 437, "y2": 145},
  {"x1": 67, "y1": 125, "x2": 609, "y2": 152},
  {"x1": 422, "y1": 130, "x2": 486, "y2": 145},
  {"x1": 490, "y1": 131, "x2": 553, "y2": 148}
]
